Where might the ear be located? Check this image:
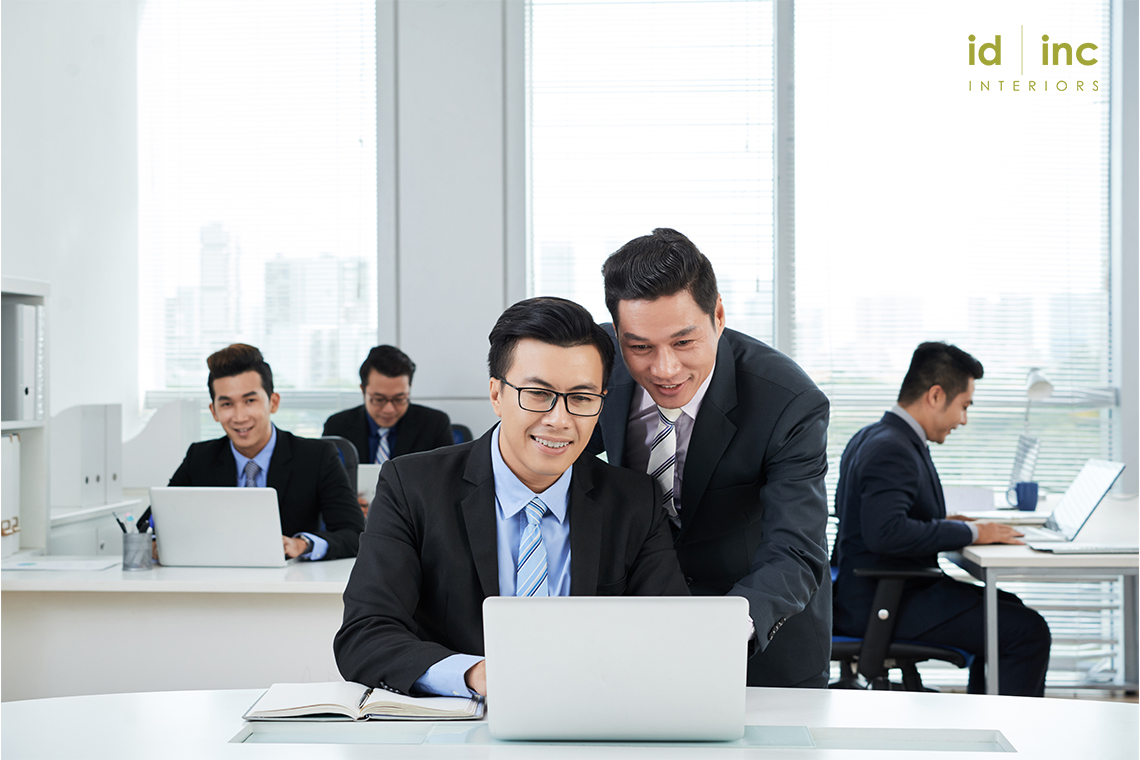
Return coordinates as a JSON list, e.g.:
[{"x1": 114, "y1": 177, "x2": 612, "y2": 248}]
[
  {"x1": 489, "y1": 377, "x2": 504, "y2": 419},
  {"x1": 927, "y1": 385, "x2": 946, "y2": 409},
  {"x1": 713, "y1": 295, "x2": 726, "y2": 336},
  {"x1": 208, "y1": 402, "x2": 219, "y2": 422},
  {"x1": 268, "y1": 393, "x2": 281, "y2": 414}
]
